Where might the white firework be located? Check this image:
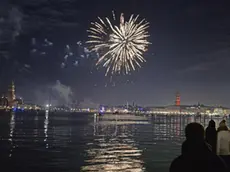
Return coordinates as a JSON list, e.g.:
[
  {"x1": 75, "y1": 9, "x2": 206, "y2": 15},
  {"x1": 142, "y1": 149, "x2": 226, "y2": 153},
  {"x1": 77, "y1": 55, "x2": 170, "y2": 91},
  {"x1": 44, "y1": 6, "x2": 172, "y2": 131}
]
[{"x1": 87, "y1": 12, "x2": 151, "y2": 76}]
